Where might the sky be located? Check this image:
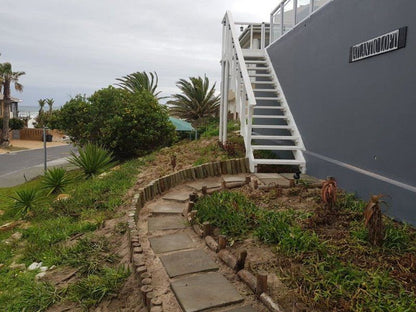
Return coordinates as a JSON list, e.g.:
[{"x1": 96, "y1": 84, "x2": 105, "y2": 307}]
[{"x1": 0, "y1": 0, "x2": 280, "y2": 108}]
